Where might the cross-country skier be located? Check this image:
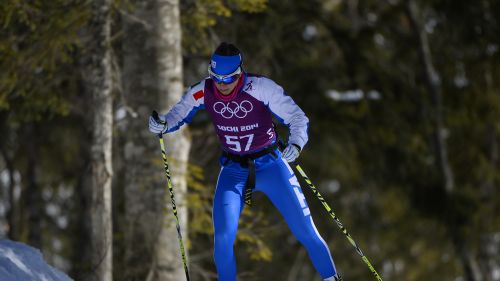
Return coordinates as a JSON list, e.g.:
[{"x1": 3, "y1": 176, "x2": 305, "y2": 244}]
[{"x1": 149, "y1": 42, "x2": 341, "y2": 281}]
